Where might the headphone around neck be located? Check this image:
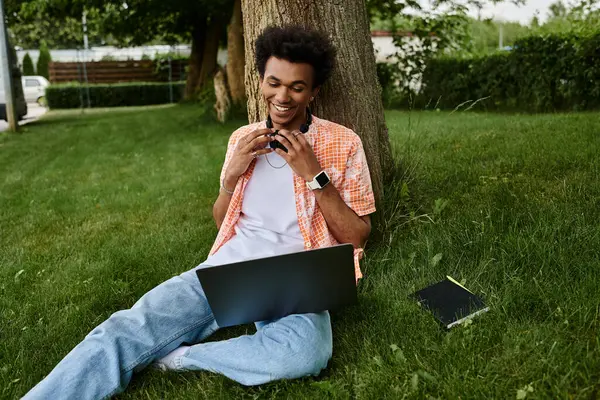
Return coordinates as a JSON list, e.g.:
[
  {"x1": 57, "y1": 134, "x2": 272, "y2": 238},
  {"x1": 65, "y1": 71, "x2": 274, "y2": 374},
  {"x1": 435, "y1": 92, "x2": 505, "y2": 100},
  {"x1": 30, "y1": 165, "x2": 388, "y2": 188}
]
[
  {"x1": 266, "y1": 107, "x2": 312, "y2": 153},
  {"x1": 266, "y1": 107, "x2": 312, "y2": 133}
]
